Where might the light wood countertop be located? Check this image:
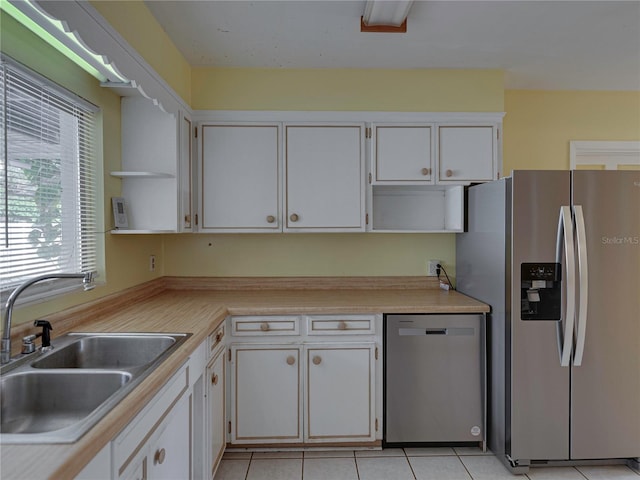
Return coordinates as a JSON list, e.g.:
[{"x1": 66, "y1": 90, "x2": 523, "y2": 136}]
[{"x1": 1, "y1": 277, "x2": 488, "y2": 479}]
